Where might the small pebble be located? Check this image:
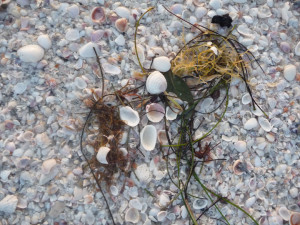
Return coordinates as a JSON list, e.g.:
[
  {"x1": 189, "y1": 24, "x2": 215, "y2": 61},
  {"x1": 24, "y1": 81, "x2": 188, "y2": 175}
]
[
  {"x1": 17, "y1": 45, "x2": 45, "y2": 63},
  {"x1": 283, "y1": 64, "x2": 296, "y2": 81},
  {"x1": 152, "y1": 56, "x2": 171, "y2": 72},
  {"x1": 37, "y1": 34, "x2": 52, "y2": 50},
  {"x1": 234, "y1": 140, "x2": 247, "y2": 153},
  {"x1": 244, "y1": 118, "x2": 258, "y2": 130}
]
